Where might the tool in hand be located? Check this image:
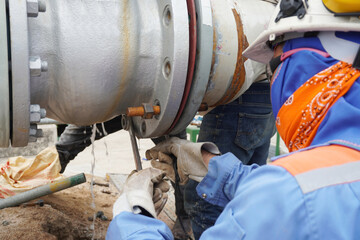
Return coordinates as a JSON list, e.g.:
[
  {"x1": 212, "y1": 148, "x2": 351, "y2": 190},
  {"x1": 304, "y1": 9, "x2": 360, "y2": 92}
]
[{"x1": 121, "y1": 115, "x2": 142, "y2": 171}]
